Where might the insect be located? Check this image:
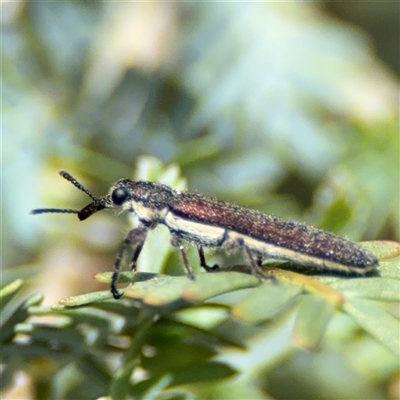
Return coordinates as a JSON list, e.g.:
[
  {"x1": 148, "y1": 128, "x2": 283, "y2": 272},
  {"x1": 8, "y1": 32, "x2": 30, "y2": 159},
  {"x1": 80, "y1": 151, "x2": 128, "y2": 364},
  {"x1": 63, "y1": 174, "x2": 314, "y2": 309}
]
[{"x1": 32, "y1": 171, "x2": 379, "y2": 299}]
